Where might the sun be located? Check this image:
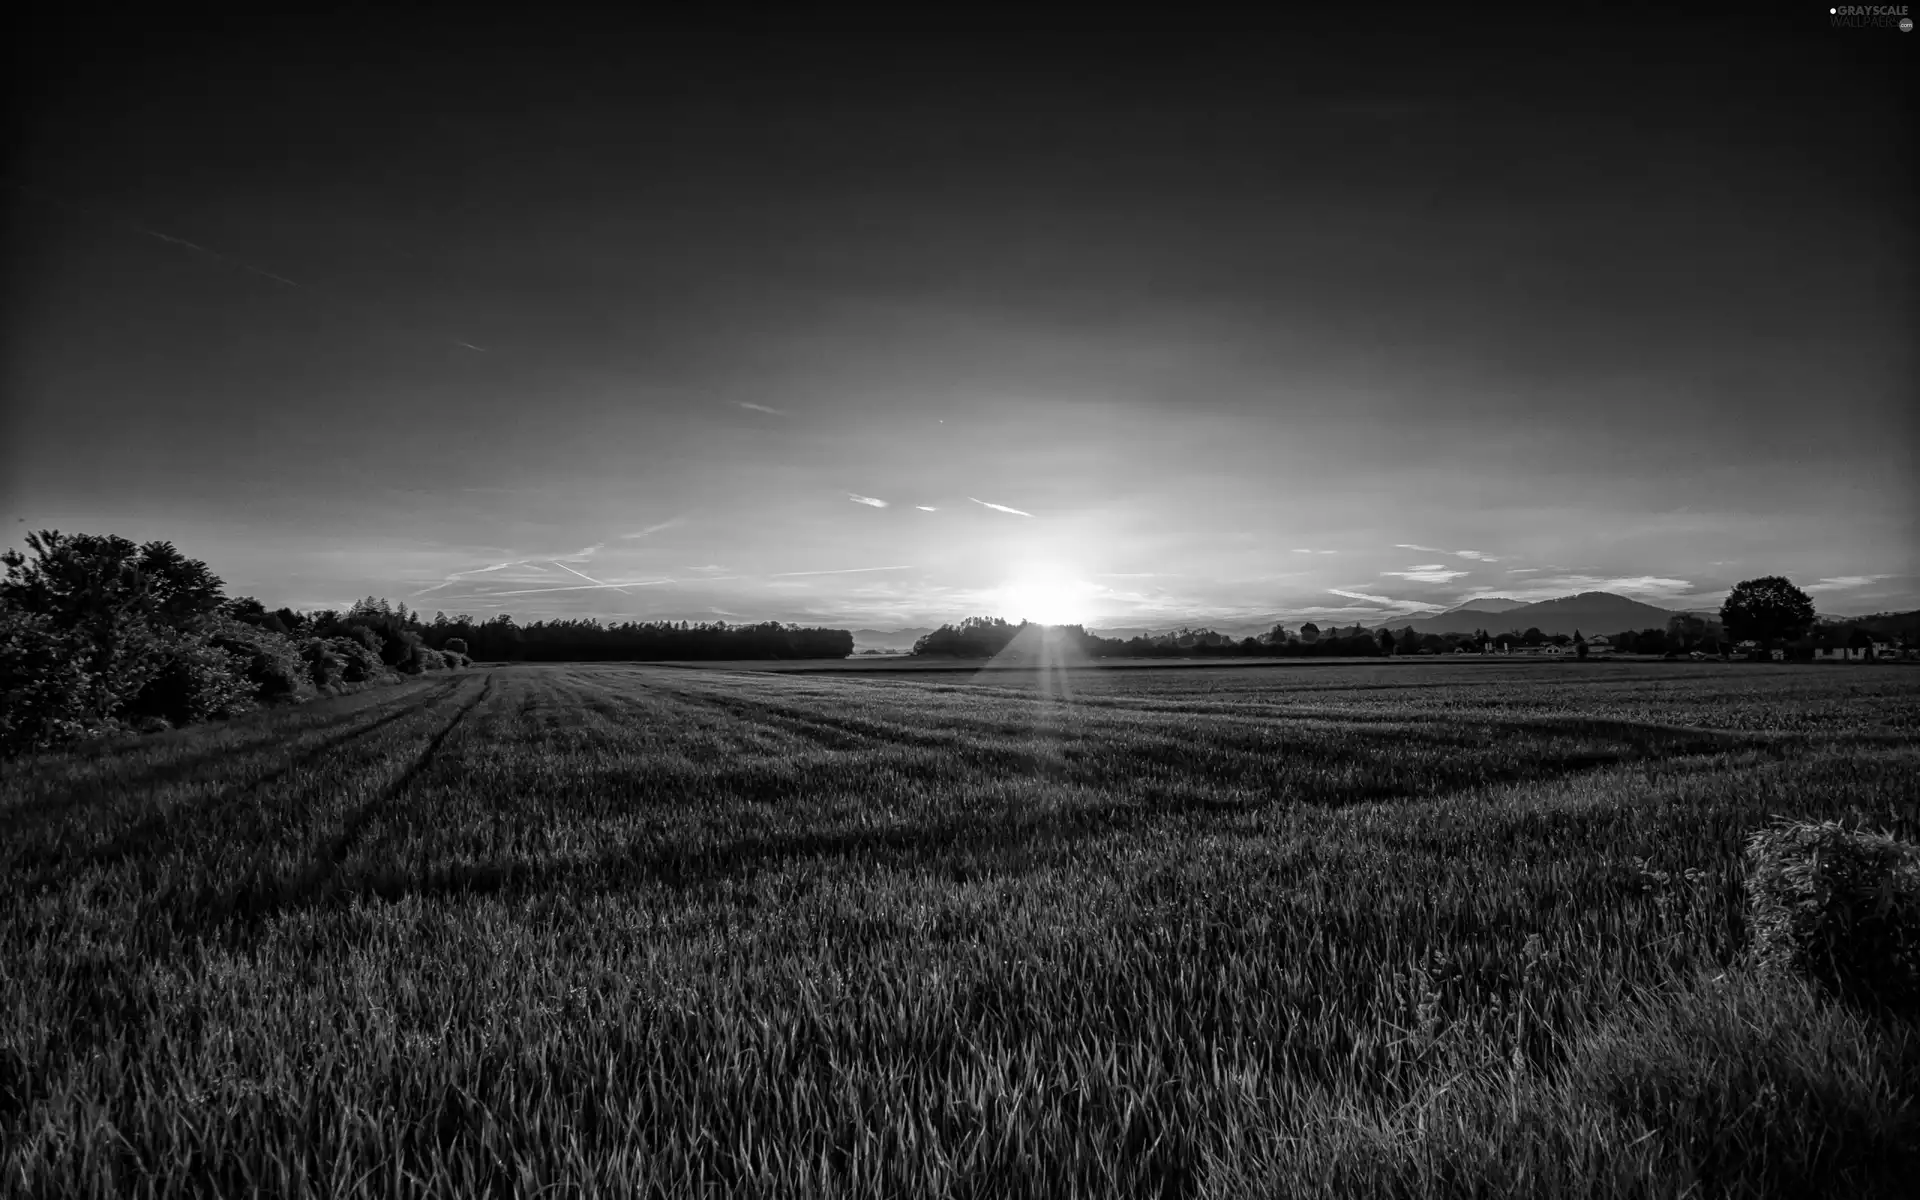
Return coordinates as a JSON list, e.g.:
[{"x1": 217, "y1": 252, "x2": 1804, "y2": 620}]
[{"x1": 996, "y1": 571, "x2": 1097, "y2": 626}]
